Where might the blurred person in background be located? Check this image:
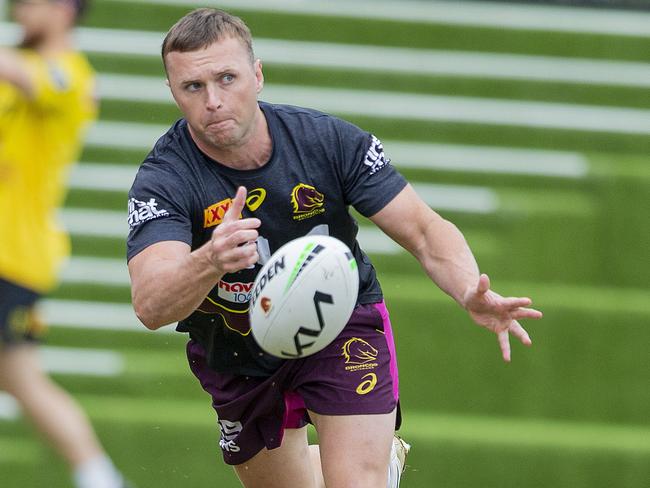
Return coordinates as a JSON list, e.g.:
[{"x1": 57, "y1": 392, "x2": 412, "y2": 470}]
[
  {"x1": 0, "y1": 1, "x2": 131, "y2": 487},
  {"x1": 127, "y1": 8, "x2": 542, "y2": 488}
]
